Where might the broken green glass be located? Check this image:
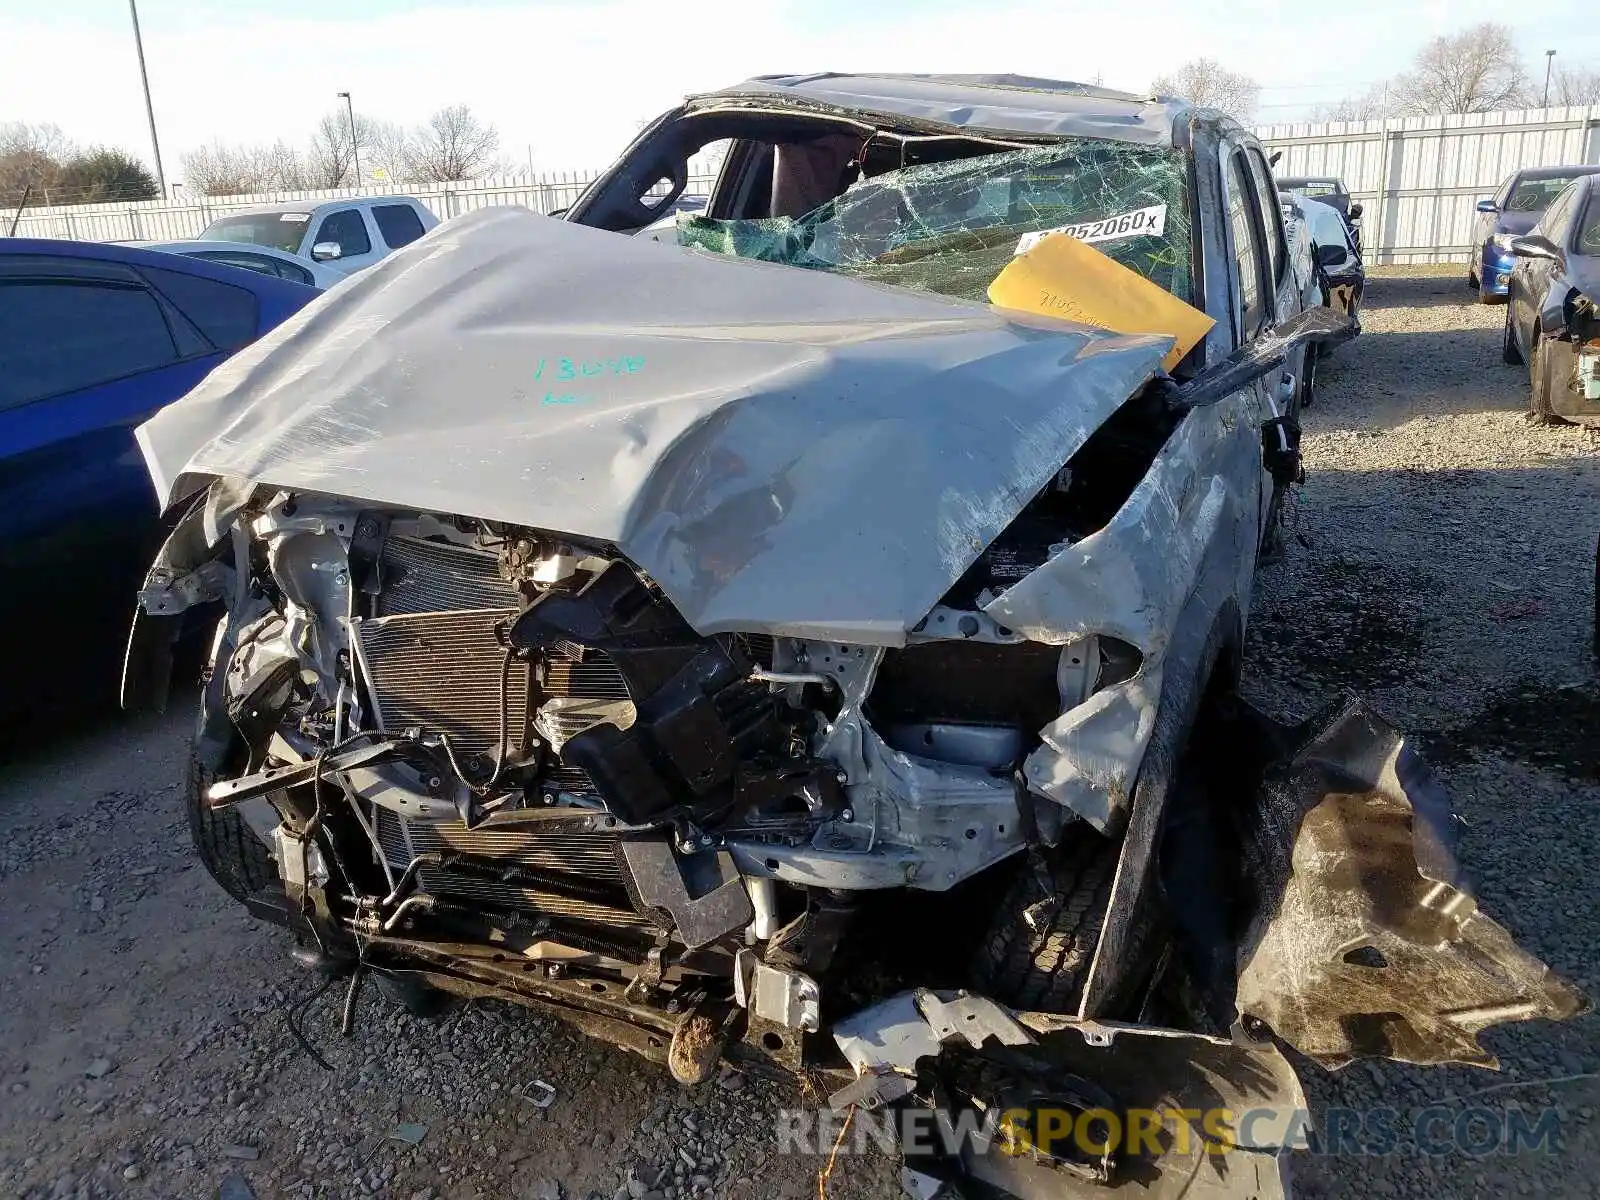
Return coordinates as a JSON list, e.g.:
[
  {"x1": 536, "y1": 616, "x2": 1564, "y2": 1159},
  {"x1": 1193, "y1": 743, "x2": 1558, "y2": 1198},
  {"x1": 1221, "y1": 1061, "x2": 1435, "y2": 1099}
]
[{"x1": 676, "y1": 141, "x2": 1192, "y2": 304}]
